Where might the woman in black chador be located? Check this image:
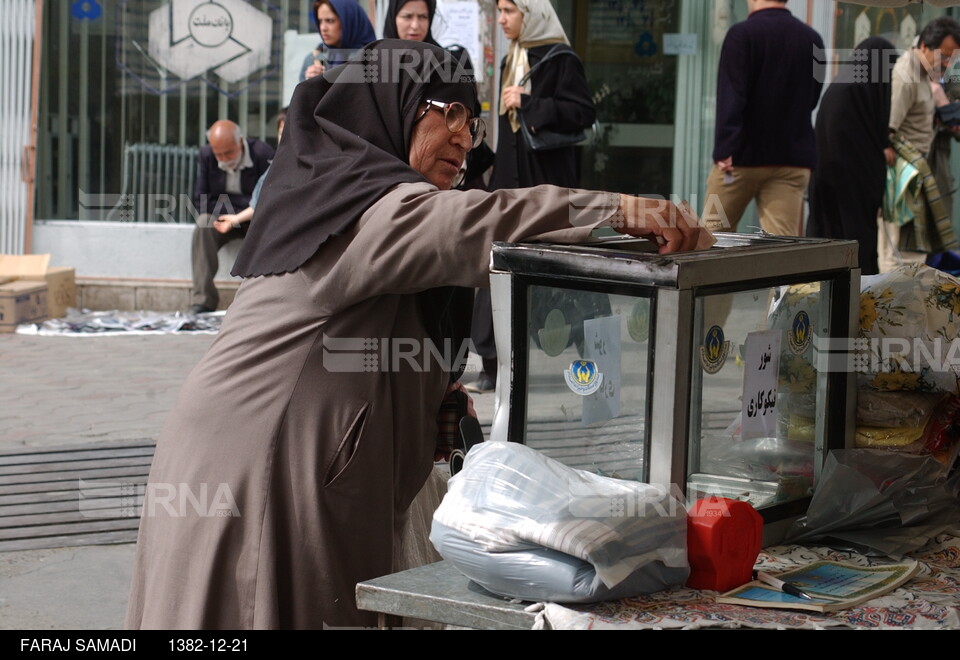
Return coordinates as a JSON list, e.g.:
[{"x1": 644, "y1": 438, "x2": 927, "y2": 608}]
[{"x1": 806, "y1": 37, "x2": 897, "y2": 276}]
